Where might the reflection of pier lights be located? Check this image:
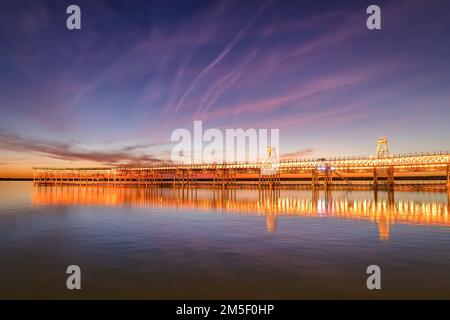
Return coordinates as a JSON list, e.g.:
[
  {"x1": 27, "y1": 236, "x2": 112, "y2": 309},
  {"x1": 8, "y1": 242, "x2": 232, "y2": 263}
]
[
  {"x1": 260, "y1": 188, "x2": 279, "y2": 233},
  {"x1": 324, "y1": 189, "x2": 332, "y2": 212},
  {"x1": 387, "y1": 190, "x2": 395, "y2": 210},
  {"x1": 311, "y1": 189, "x2": 318, "y2": 213},
  {"x1": 378, "y1": 218, "x2": 390, "y2": 241},
  {"x1": 32, "y1": 186, "x2": 450, "y2": 240},
  {"x1": 374, "y1": 190, "x2": 395, "y2": 241},
  {"x1": 311, "y1": 189, "x2": 333, "y2": 214},
  {"x1": 265, "y1": 212, "x2": 277, "y2": 233}
]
